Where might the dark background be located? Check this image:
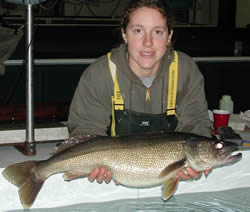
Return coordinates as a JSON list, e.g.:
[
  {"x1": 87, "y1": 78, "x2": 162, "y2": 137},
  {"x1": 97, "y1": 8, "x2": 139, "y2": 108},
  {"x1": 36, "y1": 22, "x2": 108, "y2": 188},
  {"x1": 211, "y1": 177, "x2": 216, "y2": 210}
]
[{"x1": 0, "y1": 0, "x2": 249, "y2": 122}]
